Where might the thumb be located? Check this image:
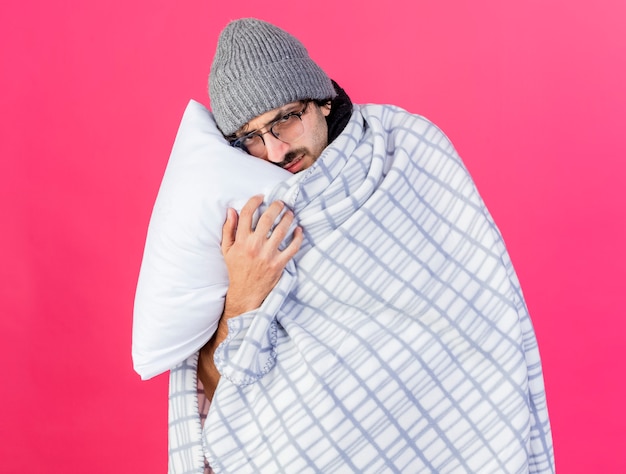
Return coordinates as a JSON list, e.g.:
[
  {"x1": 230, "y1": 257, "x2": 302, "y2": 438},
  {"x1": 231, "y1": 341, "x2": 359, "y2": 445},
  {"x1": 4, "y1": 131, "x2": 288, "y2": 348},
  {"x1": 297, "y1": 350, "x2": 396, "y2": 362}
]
[{"x1": 221, "y1": 208, "x2": 238, "y2": 254}]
